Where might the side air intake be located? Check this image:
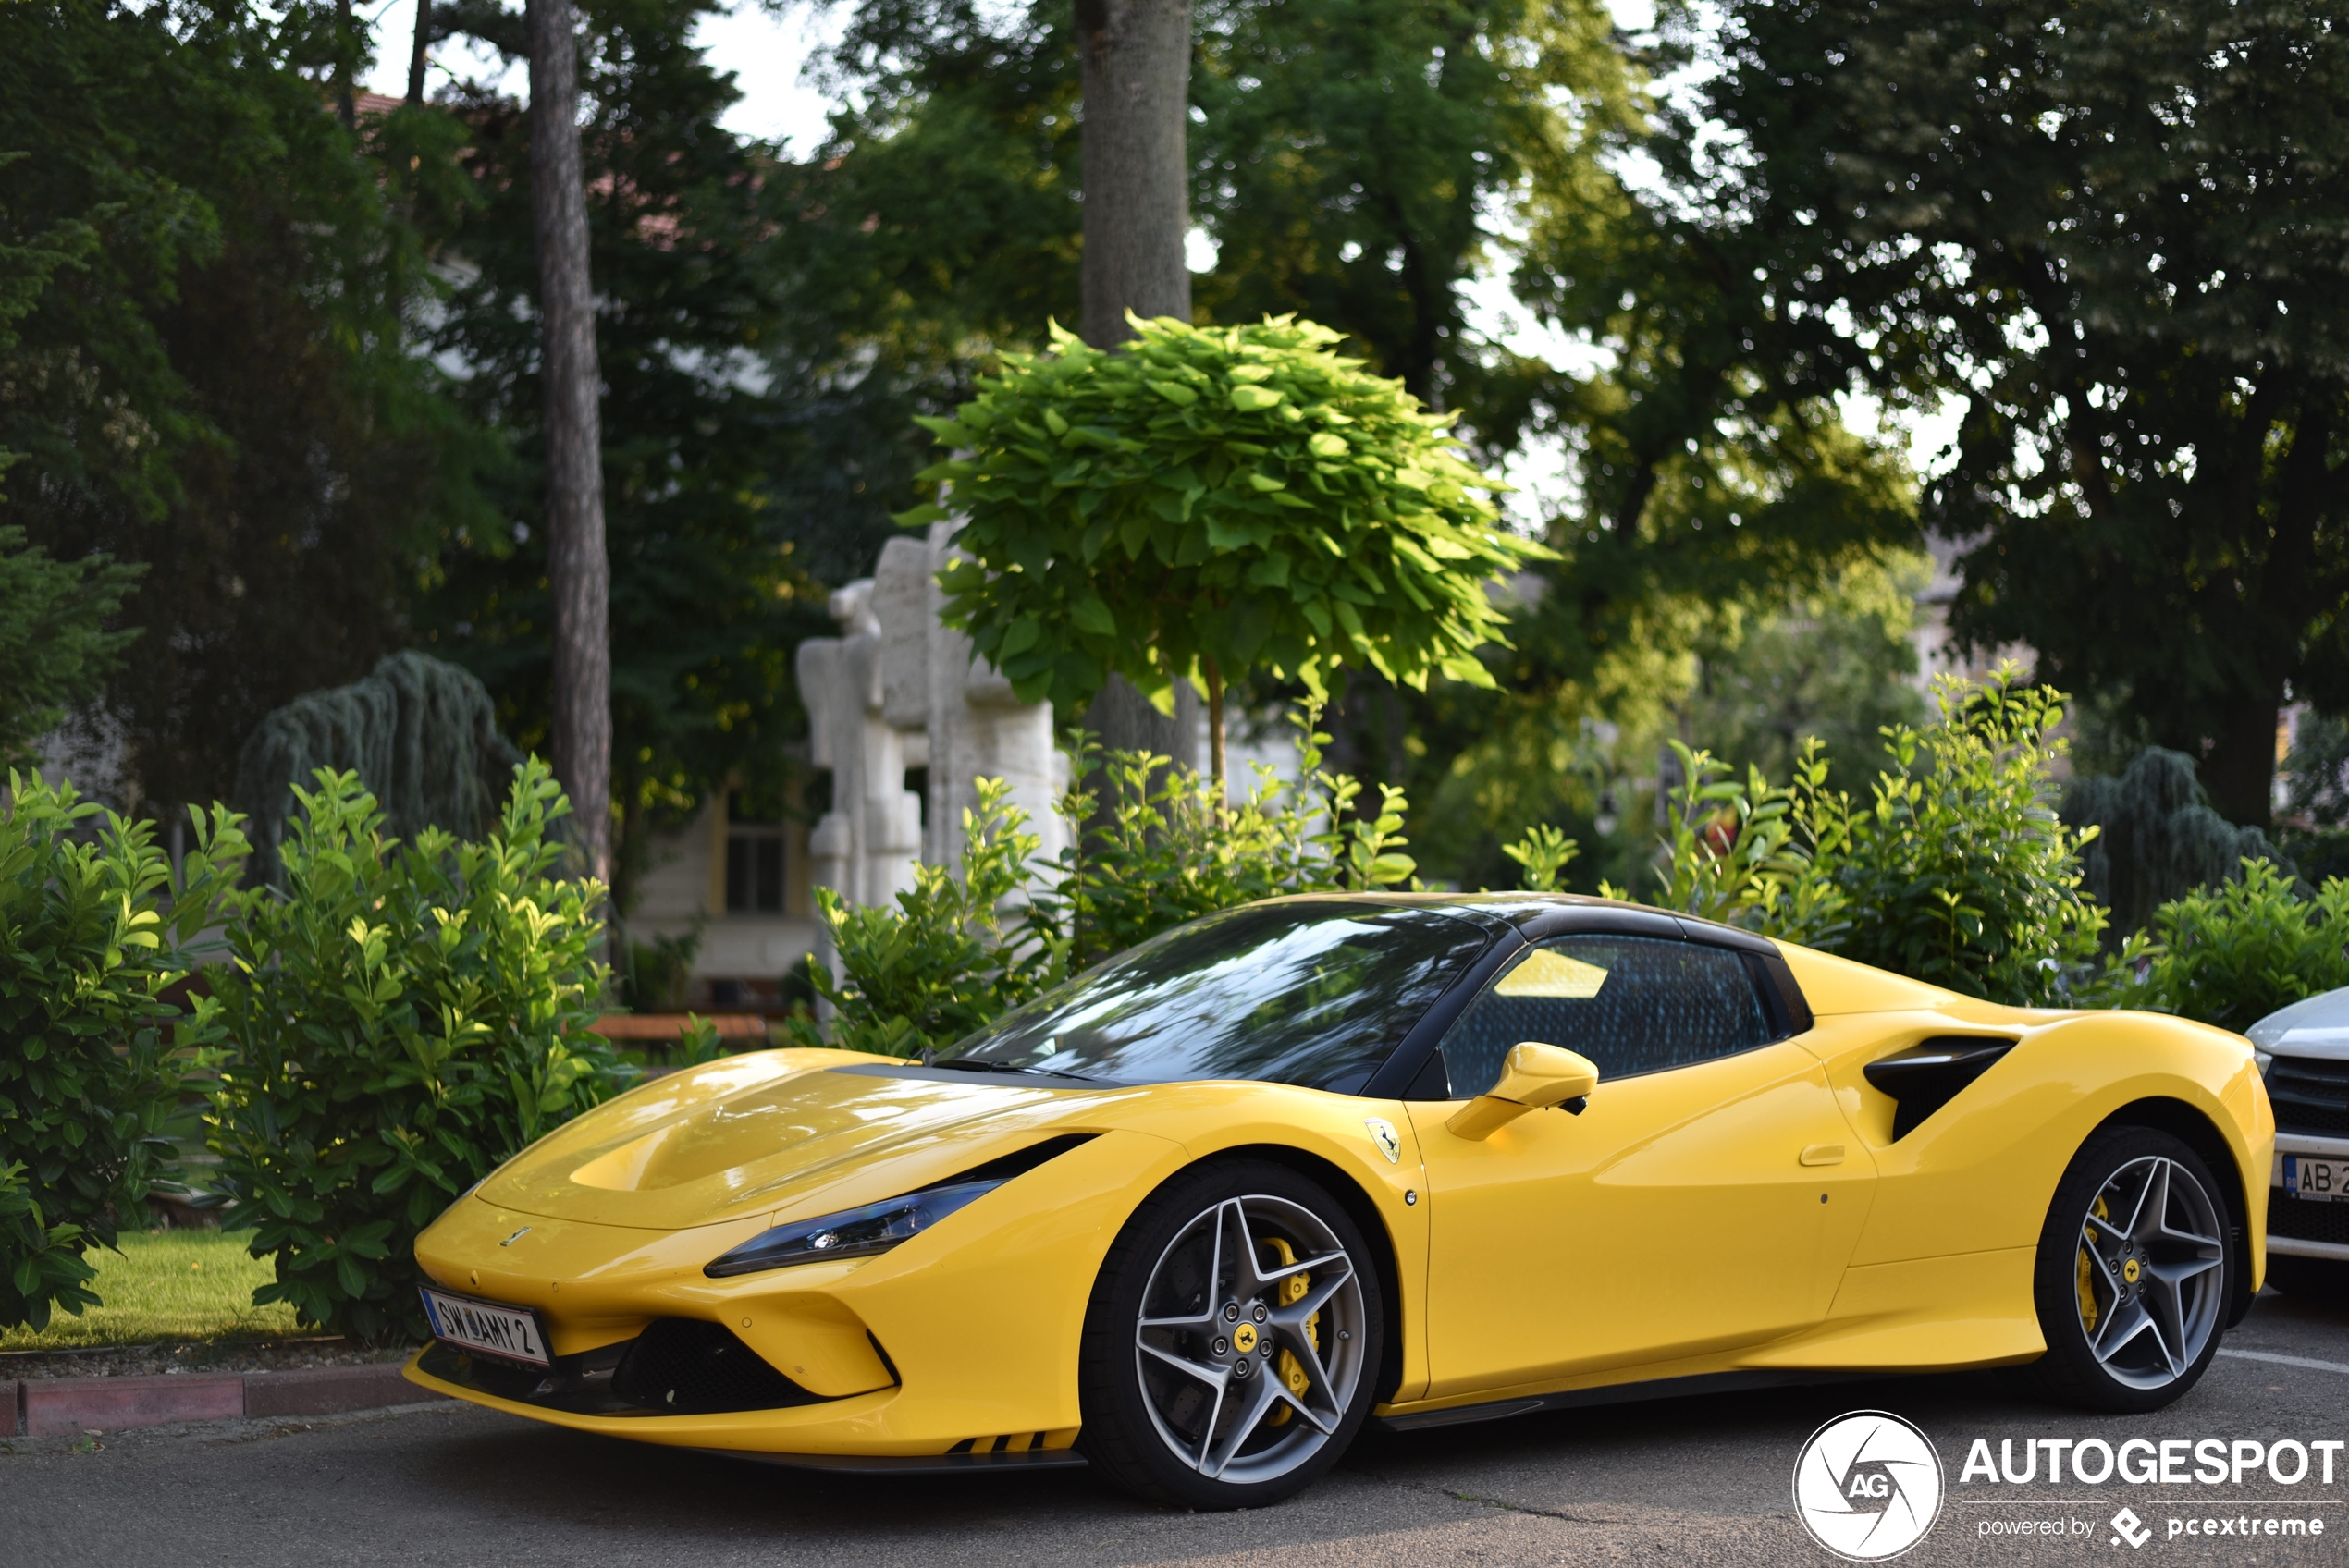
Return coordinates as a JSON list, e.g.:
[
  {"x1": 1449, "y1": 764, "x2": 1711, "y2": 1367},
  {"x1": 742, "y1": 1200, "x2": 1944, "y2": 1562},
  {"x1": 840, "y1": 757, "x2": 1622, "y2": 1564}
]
[{"x1": 1863, "y1": 1036, "x2": 2017, "y2": 1140}]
